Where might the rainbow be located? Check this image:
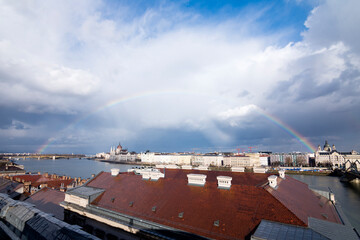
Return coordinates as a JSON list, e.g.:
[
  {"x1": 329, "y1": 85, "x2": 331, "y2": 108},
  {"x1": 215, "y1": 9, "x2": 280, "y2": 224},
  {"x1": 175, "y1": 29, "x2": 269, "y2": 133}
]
[
  {"x1": 37, "y1": 91, "x2": 316, "y2": 153},
  {"x1": 36, "y1": 90, "x2": 203, "y2": 153},
  {"x1": 255, "y1": 107, "x2": 316, "y2": 152}
]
